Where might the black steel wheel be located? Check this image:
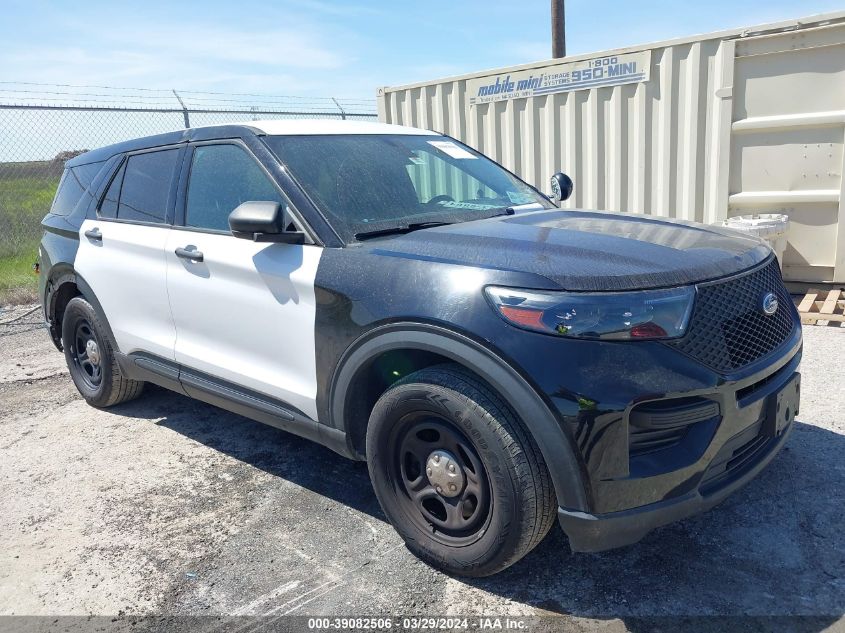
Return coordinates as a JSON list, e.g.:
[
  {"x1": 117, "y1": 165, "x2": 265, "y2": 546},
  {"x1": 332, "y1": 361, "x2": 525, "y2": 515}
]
[
  {"x1": 61, "y1": 296, "x2": 145, "y2": 407},
  {"x1": 69, "y1": 317, "x2": 102, "y2": 390},
  {"x1": 366, "y1": 364, "x2": 556, "y2": 577},
  {"x1": 391, "y1": 414, "x2": 492, "y2": 546}
]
